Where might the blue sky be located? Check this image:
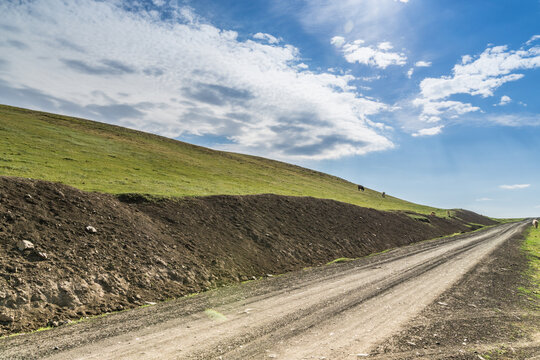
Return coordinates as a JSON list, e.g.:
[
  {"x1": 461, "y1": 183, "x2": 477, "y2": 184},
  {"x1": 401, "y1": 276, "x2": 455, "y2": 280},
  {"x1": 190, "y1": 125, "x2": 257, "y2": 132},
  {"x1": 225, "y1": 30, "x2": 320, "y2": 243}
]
[{"x1": 0, "y1": 0, "x2": 539, "y2": 217}]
